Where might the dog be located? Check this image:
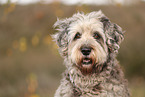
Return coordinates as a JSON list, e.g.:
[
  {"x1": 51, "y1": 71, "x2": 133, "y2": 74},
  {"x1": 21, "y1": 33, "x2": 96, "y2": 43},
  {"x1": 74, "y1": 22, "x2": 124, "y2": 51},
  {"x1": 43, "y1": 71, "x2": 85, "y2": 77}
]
[{"x1": 52, "y1": 11, "x2": 130, "y2": 97}]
